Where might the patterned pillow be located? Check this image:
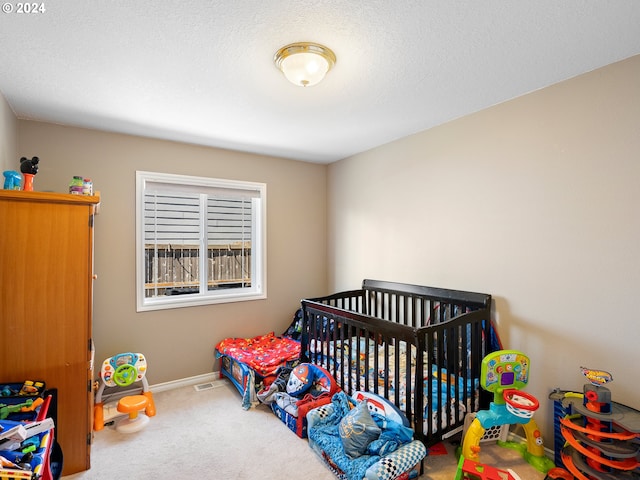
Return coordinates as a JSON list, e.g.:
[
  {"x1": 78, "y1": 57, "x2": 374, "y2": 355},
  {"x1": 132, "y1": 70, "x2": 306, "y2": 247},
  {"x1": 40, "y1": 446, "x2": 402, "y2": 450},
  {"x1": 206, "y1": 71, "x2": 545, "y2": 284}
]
[
  {"x1": 286, "y1": 364, "x2": 314, "y2": 396},
  {"x1": 352, "y1": 391, "x2": 409, "y2": 427},
  {"x1": 338, "y1": 400, "x2": 381, "y2": 458}
]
